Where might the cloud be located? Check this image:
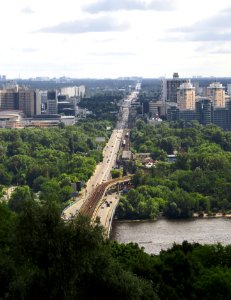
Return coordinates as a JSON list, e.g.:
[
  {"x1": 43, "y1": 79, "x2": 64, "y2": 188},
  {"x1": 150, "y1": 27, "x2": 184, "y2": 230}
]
[
  {"x1": 209, "y1": 48, "x2": 231, "y2": 54},
  {"x1": 38, "y1": 16, "x2": 129, "y2": 34},
  {"x1": 21, "y1": 6, "x2": 34, "y2": 14},
  {"x1": 83, "y1": 0, "x2": 176, "y2": 13},
  {"x1": 22, "y1": 48, "x2": 38, "y2": 53},
  {"x1": 195, "y1": 43, "x2": 231, "y2": 54},
  {"x1": 89, "y1": 51, "x2": 135, "y2": 56},
  {"x1": 165, "y1": 6, "x2": 231, "y2": 42}
]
